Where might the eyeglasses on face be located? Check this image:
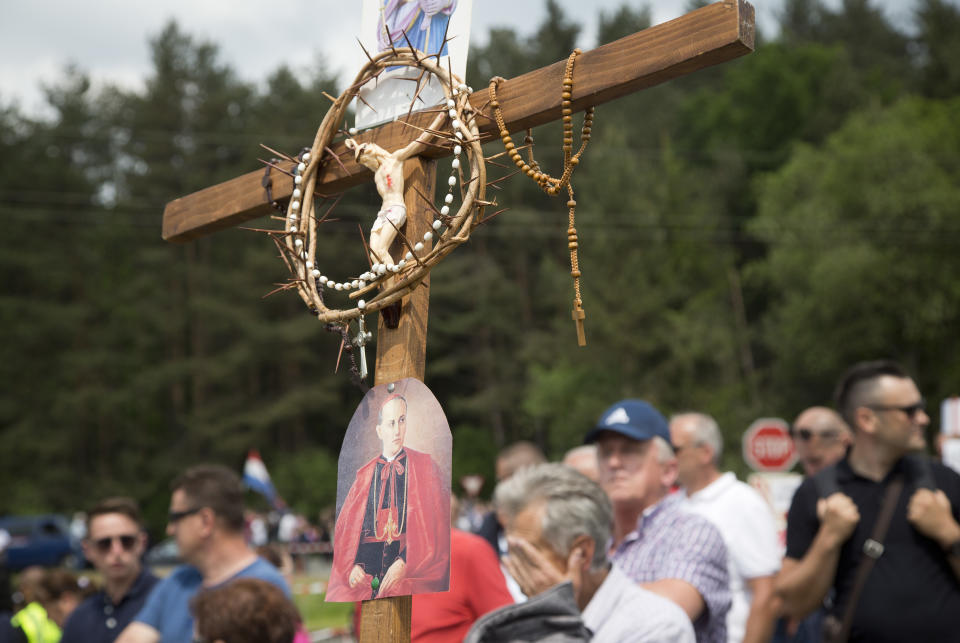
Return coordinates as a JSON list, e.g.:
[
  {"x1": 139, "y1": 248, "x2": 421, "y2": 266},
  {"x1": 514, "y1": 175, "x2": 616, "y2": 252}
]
[
  {"x1": 92, "y1": 534, "x2": 138, "y2": 554},
  {"x1": 672, "y1": 442, "x2": 696, "y2": 454},
  {"x1": 790, "y1": 428, "x2": 841, "y2": 442},
  {"x1": 168, "y1": 506, "x2": 205, "y2": 524},
  {"x1": 868, "y1": 399, "x2": 926, "y2": 420}
]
